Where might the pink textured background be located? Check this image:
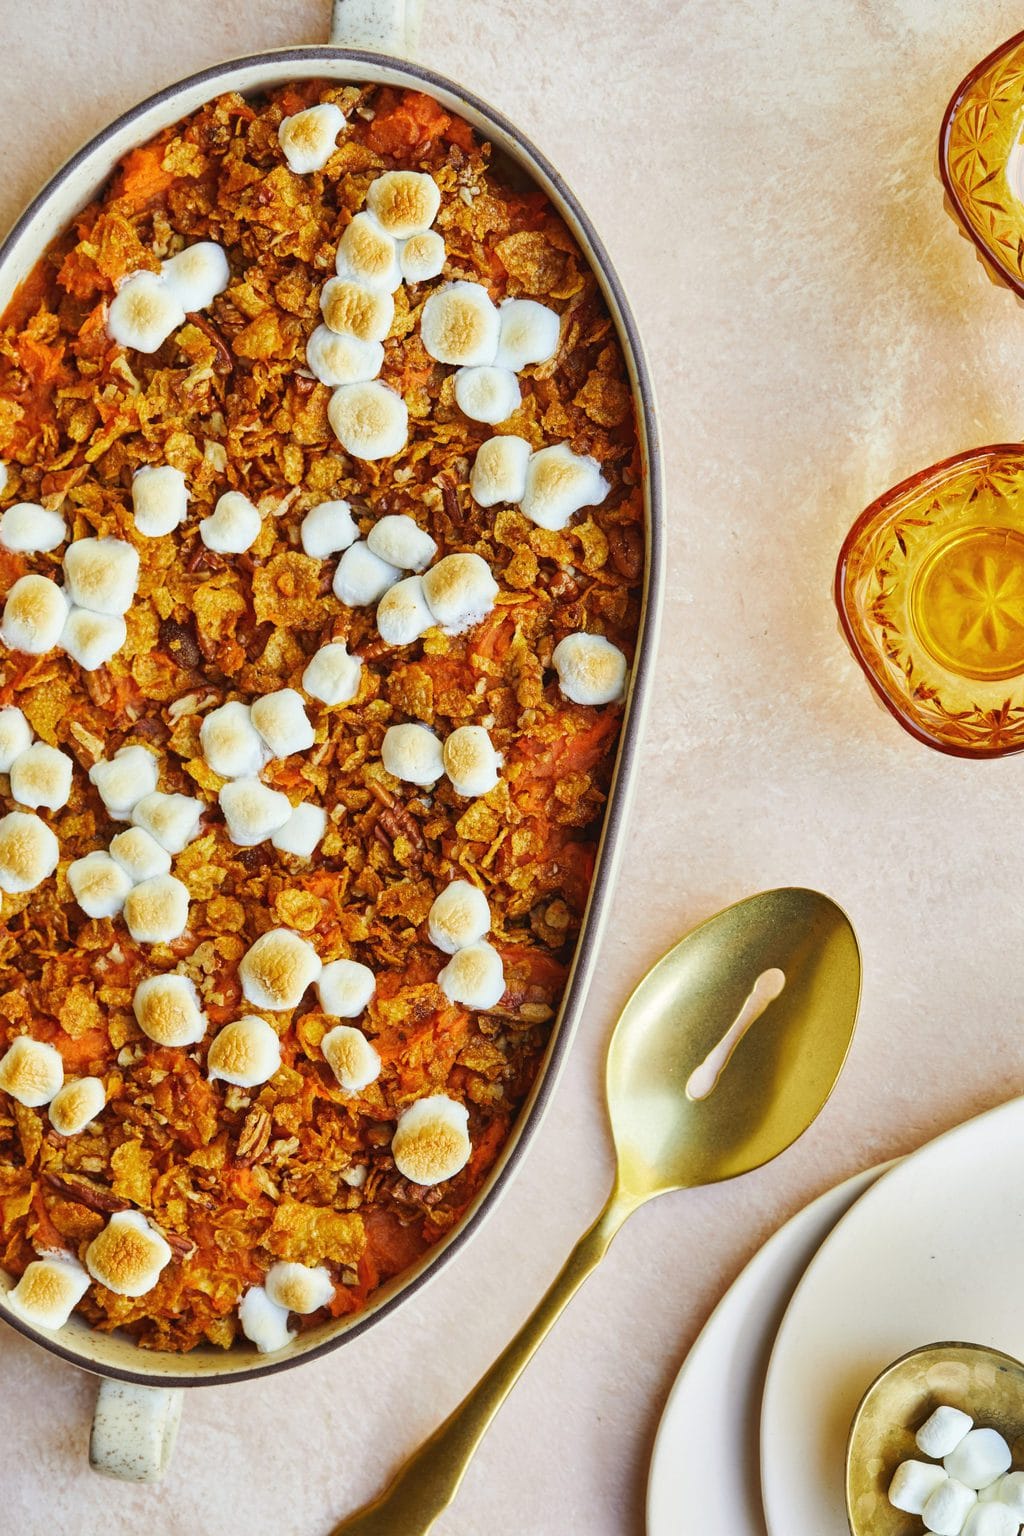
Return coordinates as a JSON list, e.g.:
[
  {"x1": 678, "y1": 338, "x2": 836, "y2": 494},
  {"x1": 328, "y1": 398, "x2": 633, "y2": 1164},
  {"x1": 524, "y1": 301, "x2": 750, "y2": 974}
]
[{"x1": 3, "y1": 2, "x2": 1024, "y2": 1531}]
